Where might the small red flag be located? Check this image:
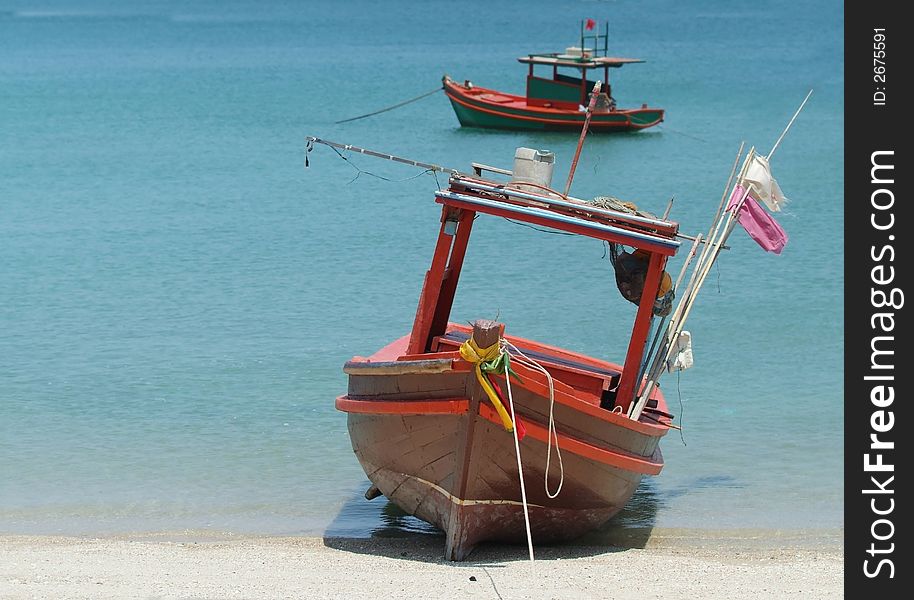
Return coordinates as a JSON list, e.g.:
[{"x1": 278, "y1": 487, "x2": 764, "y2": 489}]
[{"x1": 585, "y1": 18, "x2": 596, "y2": 31}]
